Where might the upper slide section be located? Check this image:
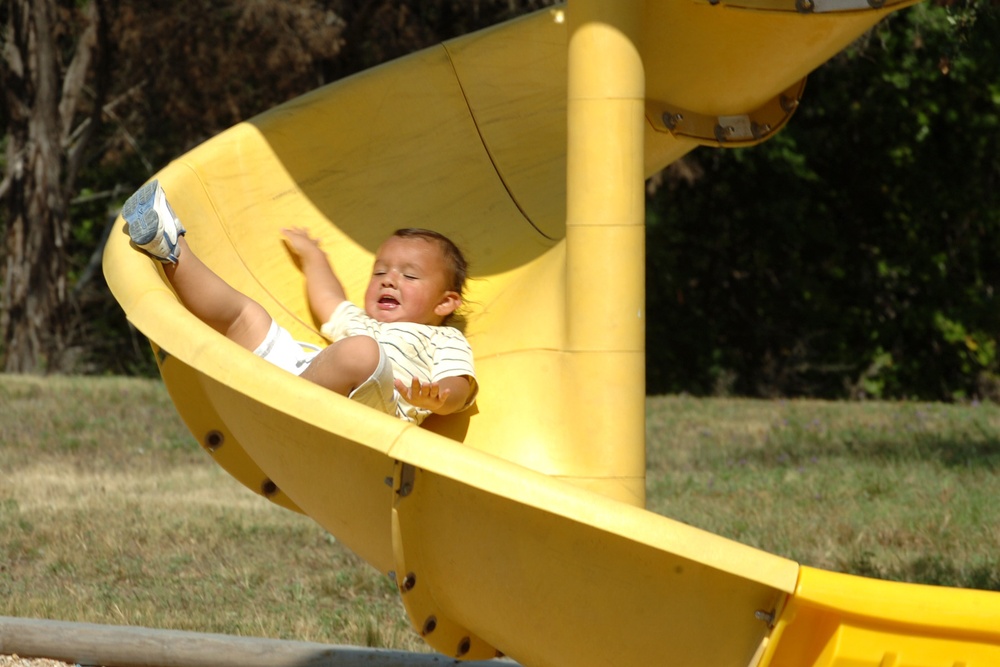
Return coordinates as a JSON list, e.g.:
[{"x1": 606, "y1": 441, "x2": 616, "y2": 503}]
[{"x1": 106, "y1": 2, "x2": 913, "y2": 504}]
